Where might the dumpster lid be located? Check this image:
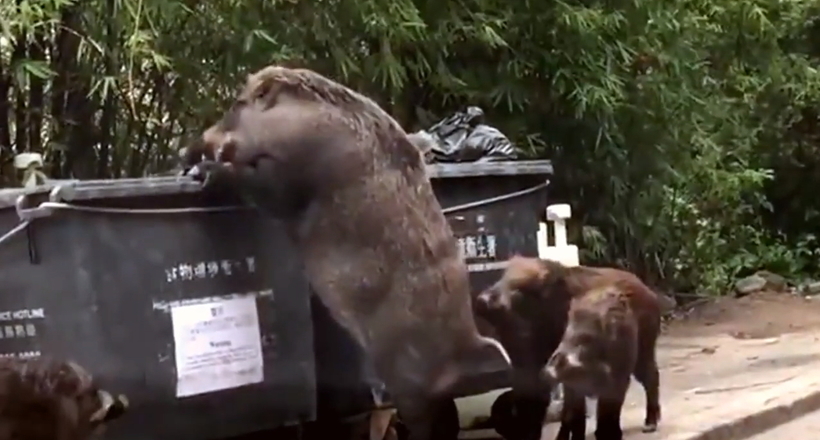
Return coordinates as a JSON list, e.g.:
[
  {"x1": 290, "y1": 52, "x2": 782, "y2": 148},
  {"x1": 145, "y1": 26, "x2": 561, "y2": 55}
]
[
  {"x1": 0, "y1": 159, "x2": 553, "y2": 209},
  {"x1": 0, "y1": 176, "x2": 203, "y2": 209}
]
